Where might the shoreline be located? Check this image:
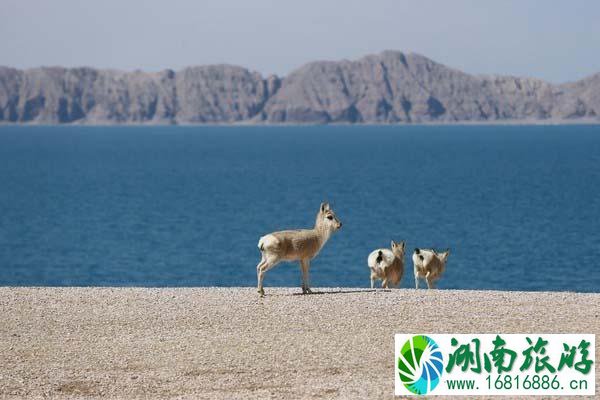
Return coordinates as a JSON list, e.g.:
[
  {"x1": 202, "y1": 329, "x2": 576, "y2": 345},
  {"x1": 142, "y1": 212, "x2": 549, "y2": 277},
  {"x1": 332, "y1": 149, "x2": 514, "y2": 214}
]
[
  {"x1": 1, "y1": 119, "x2": 600, "y2": 127},
  {"x1": 1, "y1": 287, "x2": 598, "y2": 399},
  {"x1": 1, "y1": 285, "x2": 598, "y2": 294}
]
